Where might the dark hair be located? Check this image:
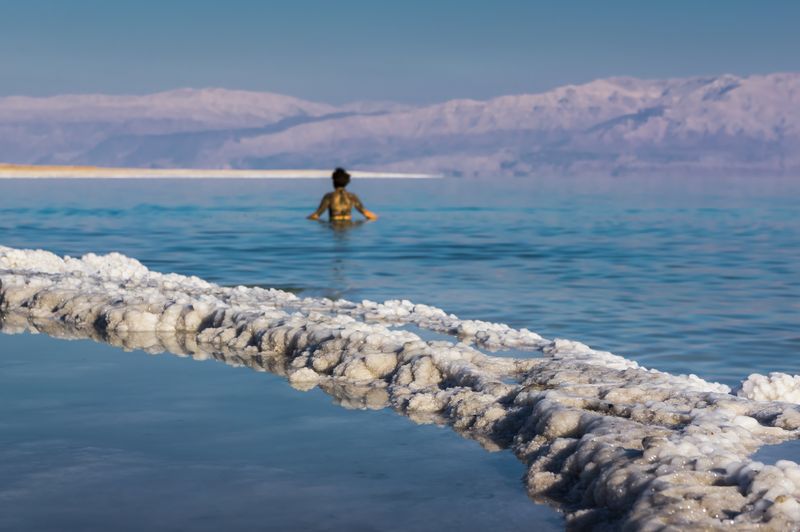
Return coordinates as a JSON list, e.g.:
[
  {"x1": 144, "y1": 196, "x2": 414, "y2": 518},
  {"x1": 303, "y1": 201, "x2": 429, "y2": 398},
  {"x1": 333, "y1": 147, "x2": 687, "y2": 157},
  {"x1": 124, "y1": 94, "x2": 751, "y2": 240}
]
[{"x1": 332, "y1": 167, "x2": 351, "y2": 188}]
